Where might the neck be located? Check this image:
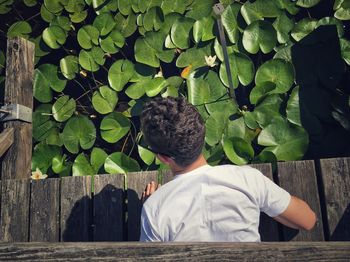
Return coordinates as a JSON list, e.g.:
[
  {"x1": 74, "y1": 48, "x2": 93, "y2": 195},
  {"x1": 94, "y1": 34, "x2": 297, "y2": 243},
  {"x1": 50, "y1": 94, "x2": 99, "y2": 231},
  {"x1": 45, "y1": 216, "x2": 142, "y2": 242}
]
[{"x1": 171, "y1": 154, "x2": 208, "y2": 175}]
